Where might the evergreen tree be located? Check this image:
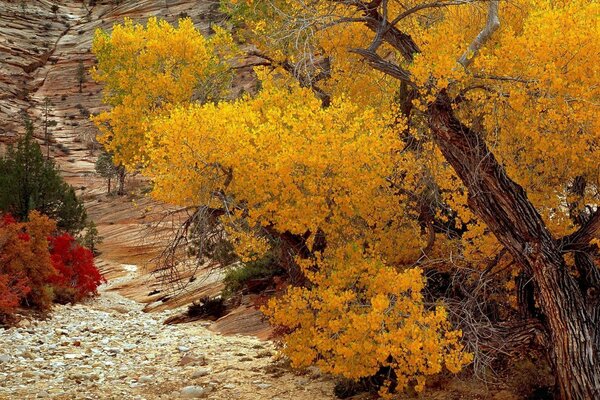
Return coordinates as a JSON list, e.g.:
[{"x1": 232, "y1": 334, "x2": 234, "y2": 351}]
[
  {"x1": 95, "y1": 149, "x2": 125, "y2": 195},
  {"x1": 0, "y1": 117, "x2": 87, "y2": 234},
  {"x1": 81, "y1": 220, "x2": 102, "y2": 256}
]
